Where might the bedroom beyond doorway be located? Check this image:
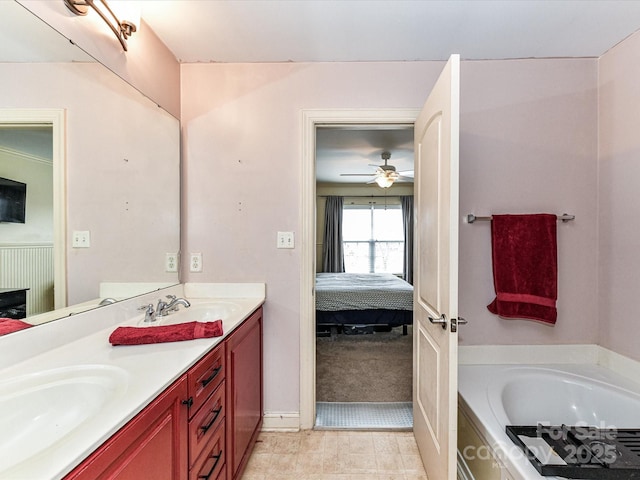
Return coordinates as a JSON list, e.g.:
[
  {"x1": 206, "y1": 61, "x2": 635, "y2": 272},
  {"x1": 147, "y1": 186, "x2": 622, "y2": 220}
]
[
  {"x1": 315, "y1": 324, "x2": 413, "y2": 429},
  {"x1": 314, "y1": 123, "x2": 415, "y2": 430}
]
